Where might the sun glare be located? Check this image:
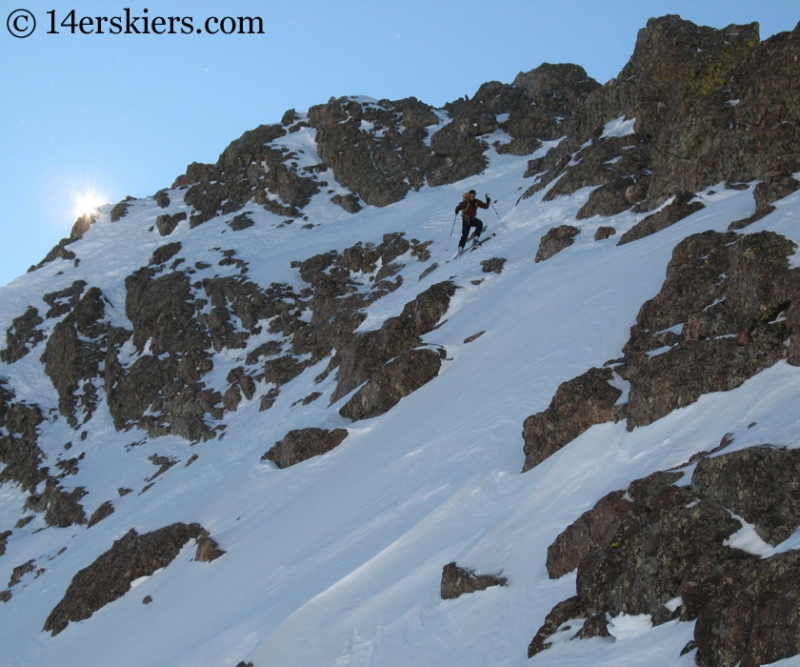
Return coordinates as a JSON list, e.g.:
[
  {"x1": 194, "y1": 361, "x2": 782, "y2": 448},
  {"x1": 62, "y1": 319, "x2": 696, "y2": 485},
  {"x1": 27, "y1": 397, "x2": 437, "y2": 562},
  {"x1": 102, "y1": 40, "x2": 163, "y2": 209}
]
[{"x1": 73, "y1": 191, "x2": 108, "y2": 219}]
